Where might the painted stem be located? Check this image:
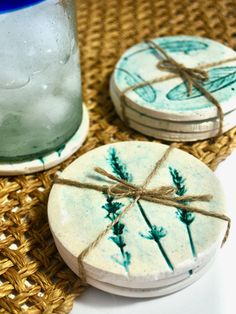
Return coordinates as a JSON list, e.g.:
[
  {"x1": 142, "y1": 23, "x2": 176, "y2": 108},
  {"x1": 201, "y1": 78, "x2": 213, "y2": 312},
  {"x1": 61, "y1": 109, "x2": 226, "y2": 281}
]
[
  {"x1": 137, "y1": 200, "x2": 174, "y2": 271},
  {"x1": 186, "y1": 224, "x2": 197, "y2": 259},
  {"x1": 112, "y1": 212, "x2": 129, "y2": 273}
]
